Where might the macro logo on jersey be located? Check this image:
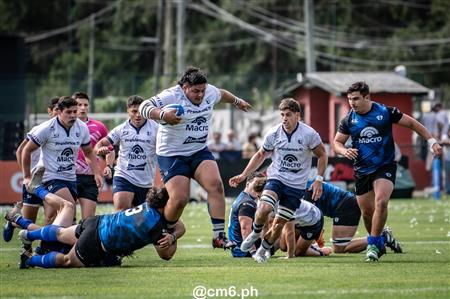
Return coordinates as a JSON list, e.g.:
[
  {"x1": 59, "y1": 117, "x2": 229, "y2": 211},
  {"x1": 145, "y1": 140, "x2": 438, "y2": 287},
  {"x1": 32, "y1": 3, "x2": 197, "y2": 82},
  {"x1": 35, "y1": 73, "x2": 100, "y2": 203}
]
[
  {"x1": 128, "y1": 145, "x2": 147, "y2": 160},
  {"x1": 185, "y1": 116, "x2": 208, "y2": 132},
  {"x1": 56, "y1": 148, "x2": 75, "y2": 172},
  {"x1": 183, "y1": 134, "x2": 208, "y2": 144},
  {"x1": 358, "y1": 127, "x2": 382, "y2": 144},
  {"x1": 127, "y1": 145, "x2": 147, "y2": 171},
  {"x1": 280, "y1": 154, "x2": 302, "y2": 173}
]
